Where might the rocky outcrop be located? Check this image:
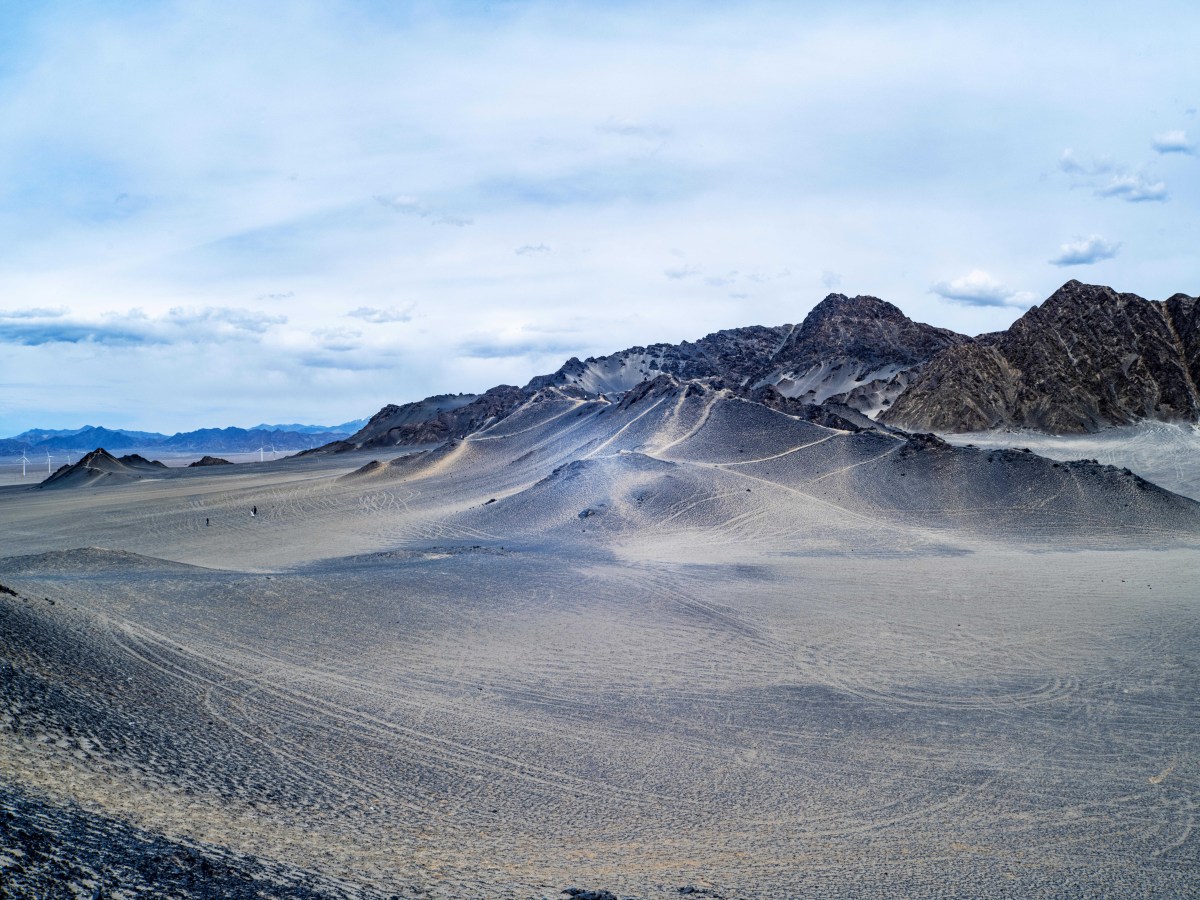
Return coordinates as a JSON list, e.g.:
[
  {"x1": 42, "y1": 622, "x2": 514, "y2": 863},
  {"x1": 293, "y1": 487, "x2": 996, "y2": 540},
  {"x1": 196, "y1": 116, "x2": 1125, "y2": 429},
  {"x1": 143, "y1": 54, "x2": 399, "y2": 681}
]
[
  {"x1": 883, "y1": 281, "x2": 1200, "y2": 433},
  {"x1": 525, "y1": 325, "x2": 791, "y2": 395},
  {"x1": 188, "y1": 455, "x2": 232, "y2": 467},
  {"x1": 338, "y1": 386, "x2": 527, "y2": 450},
  {"x1": 748, "y1": 294, "x2": 969, "y2": 410},
  {"x1": 525, "y1": 295, "x2": 966, "y2": 413},
  {"x1": 745, "y1": 384, "x2": 892, "y2": 433}
]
